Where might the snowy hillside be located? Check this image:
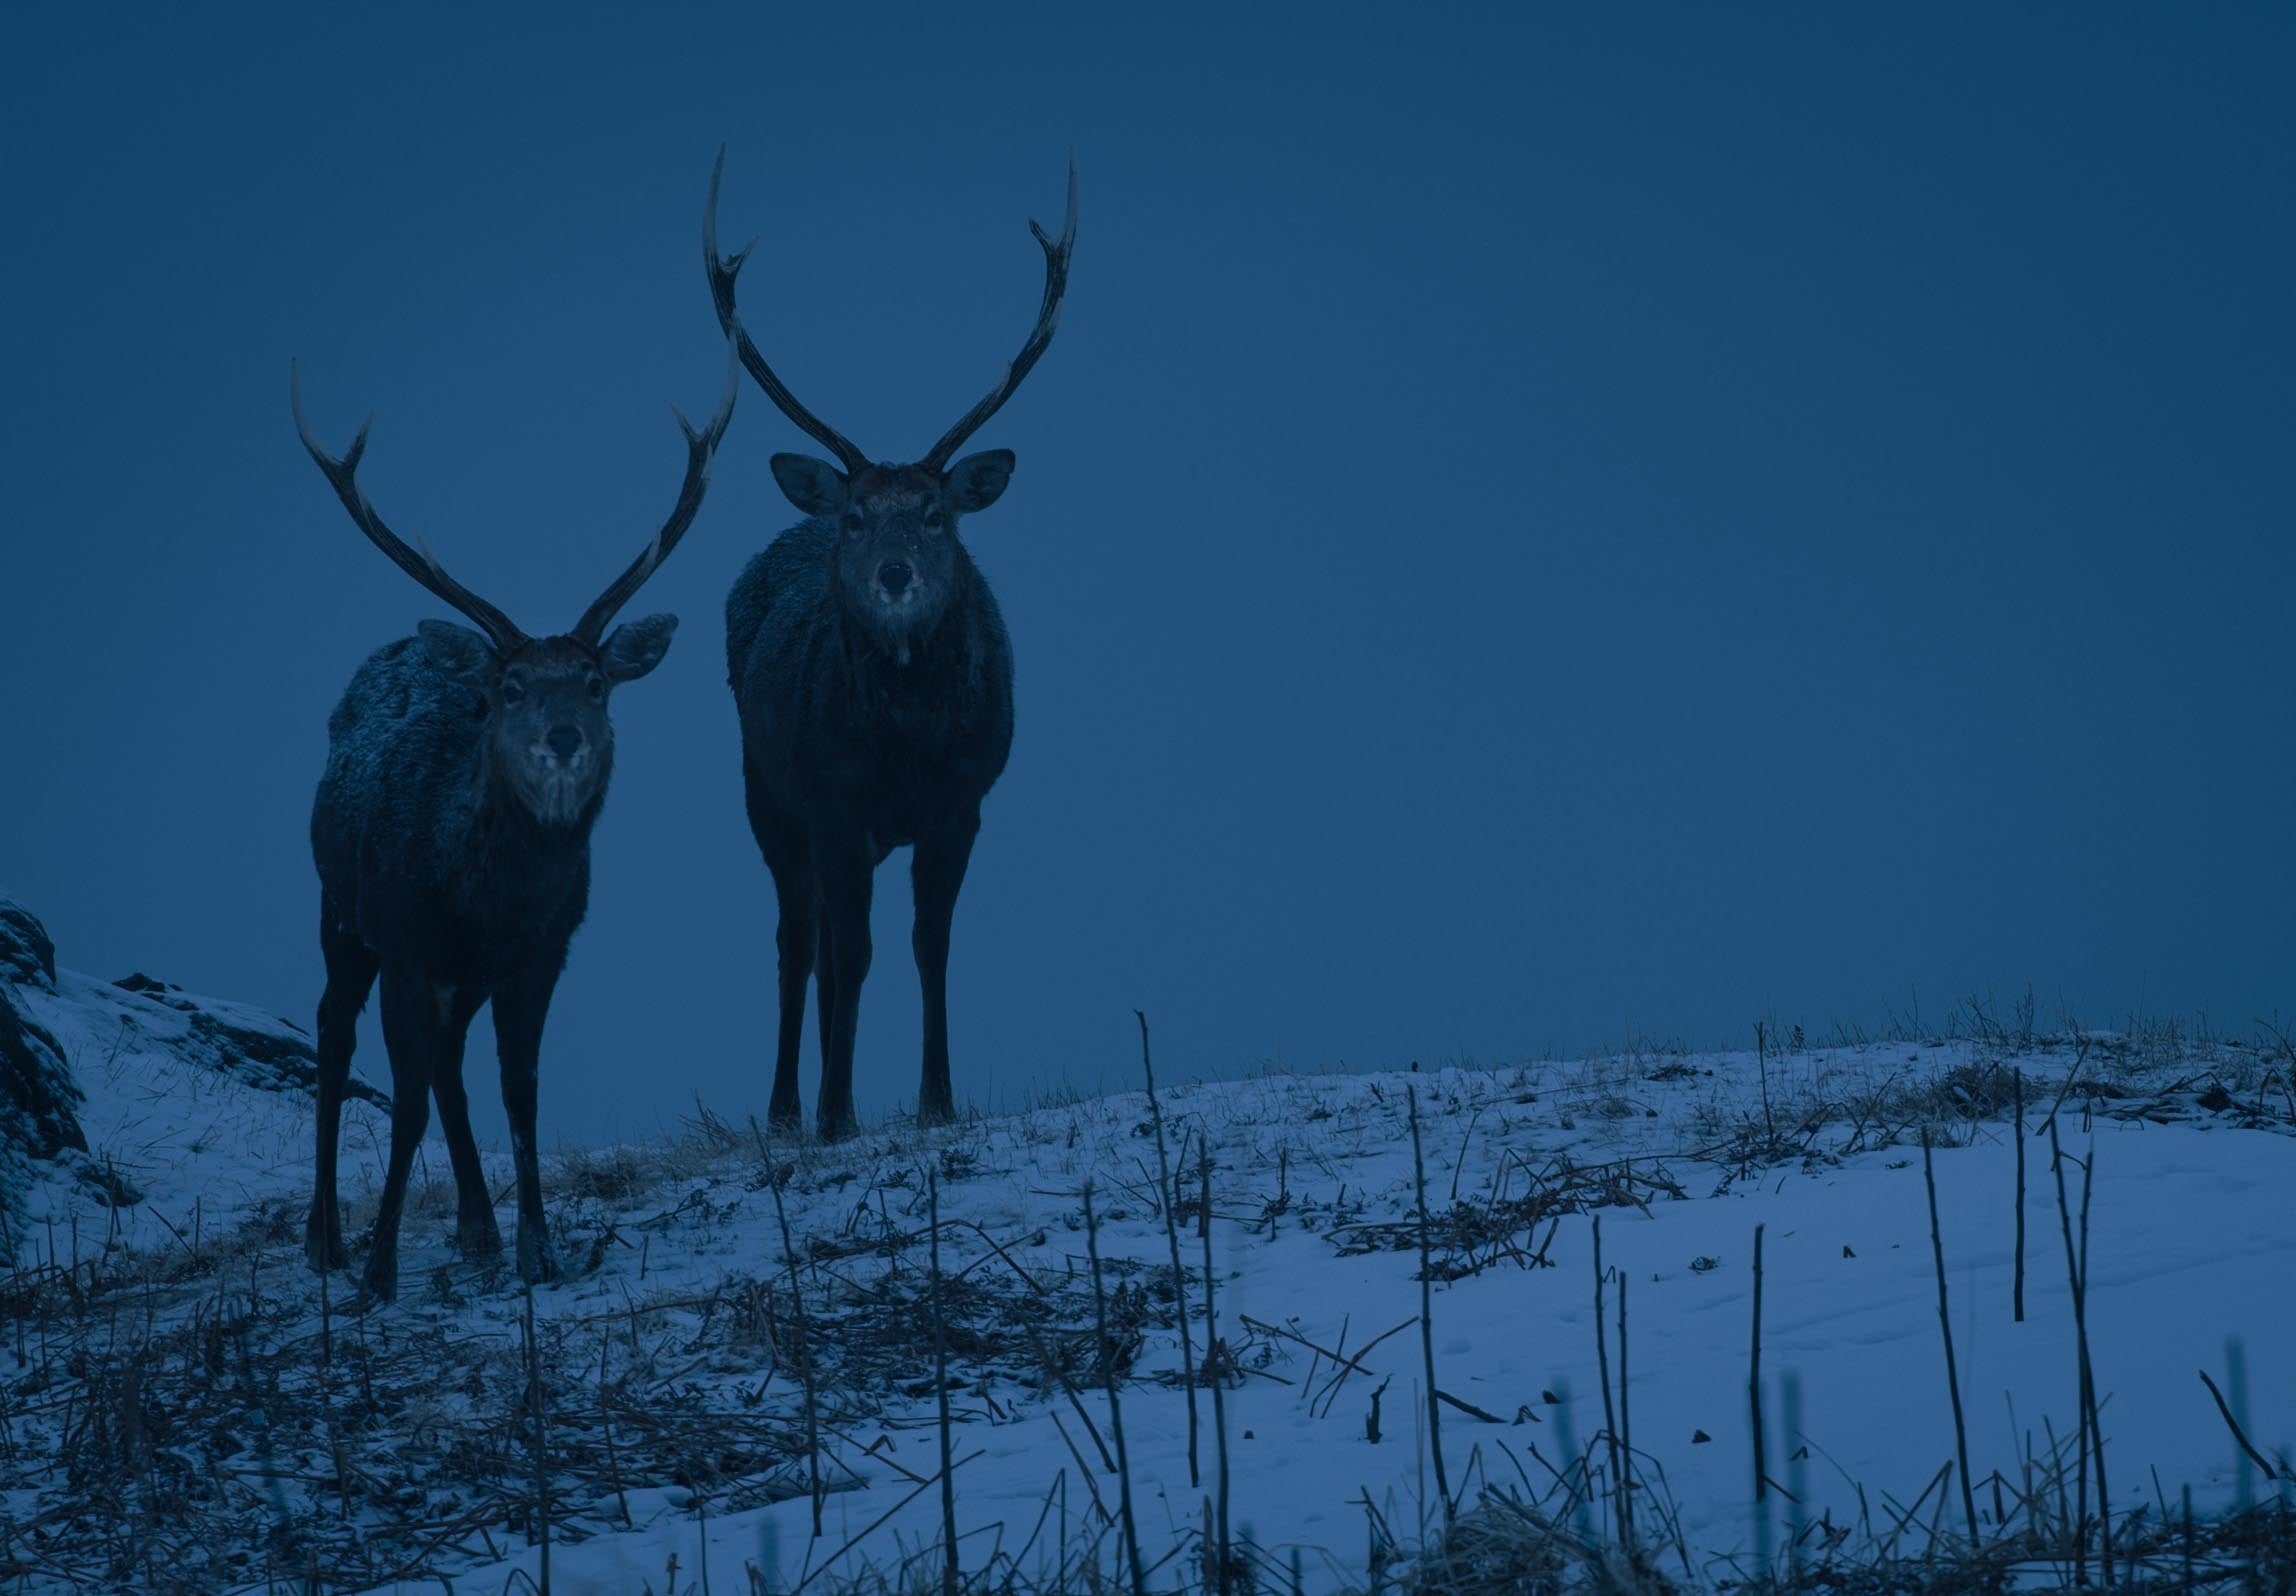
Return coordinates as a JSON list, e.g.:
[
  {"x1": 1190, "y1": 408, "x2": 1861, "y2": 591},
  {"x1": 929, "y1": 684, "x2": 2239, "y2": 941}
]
[
  {"x1": 3, "y1": 981, "x2": 2294, "y2": 1592},
  {"x1": 0, "y1": 895, "x2": 388, "y2": 1267}
]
